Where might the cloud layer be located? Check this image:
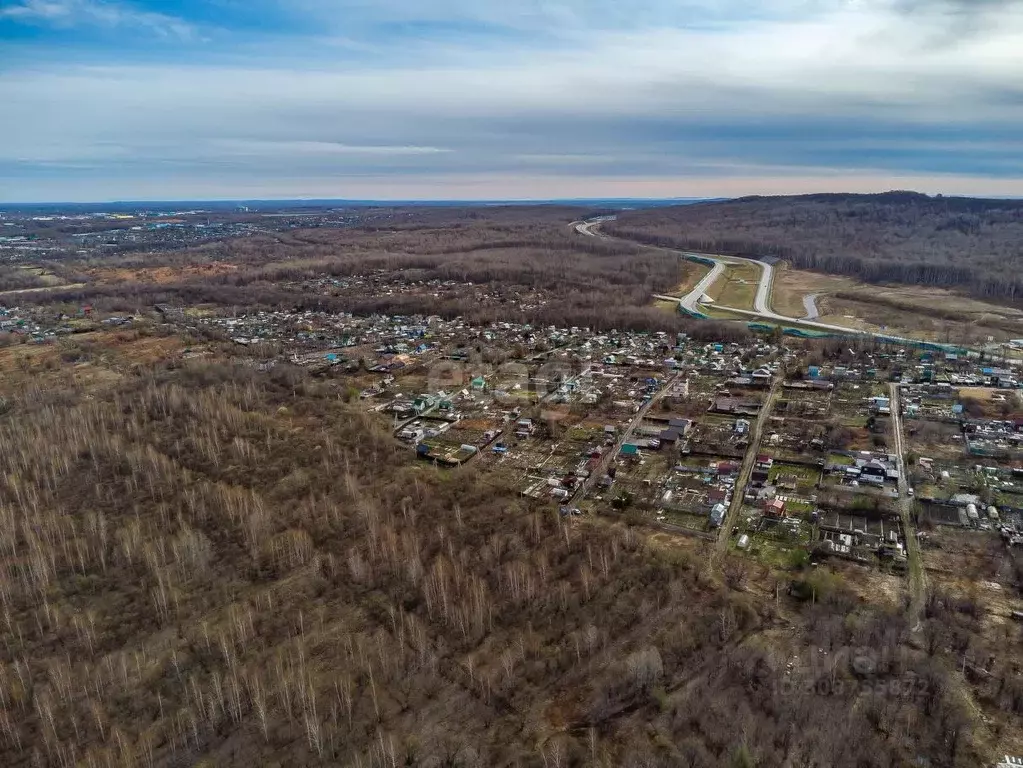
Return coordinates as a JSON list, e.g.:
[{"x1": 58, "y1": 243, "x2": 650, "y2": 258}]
[
  {"x1": 1, "y1": 0, "x2": 194, "y2": 38},
  {"x1": 1, "y1": 0, "x2": 1022, "y2": 201}
]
